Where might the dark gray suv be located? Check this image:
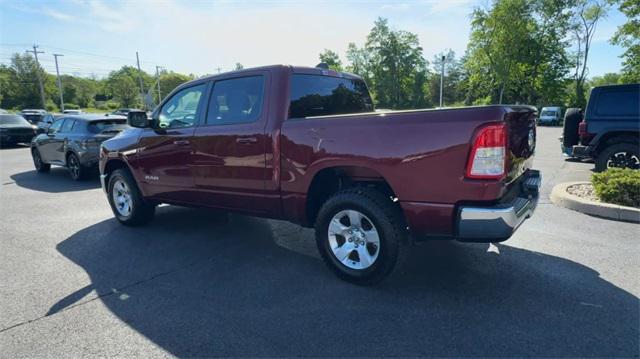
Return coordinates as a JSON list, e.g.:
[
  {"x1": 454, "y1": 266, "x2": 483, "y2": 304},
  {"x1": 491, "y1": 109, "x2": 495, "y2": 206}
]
[{"x1": 30, "y1": 114, "x2": 128, "y2": 180}]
